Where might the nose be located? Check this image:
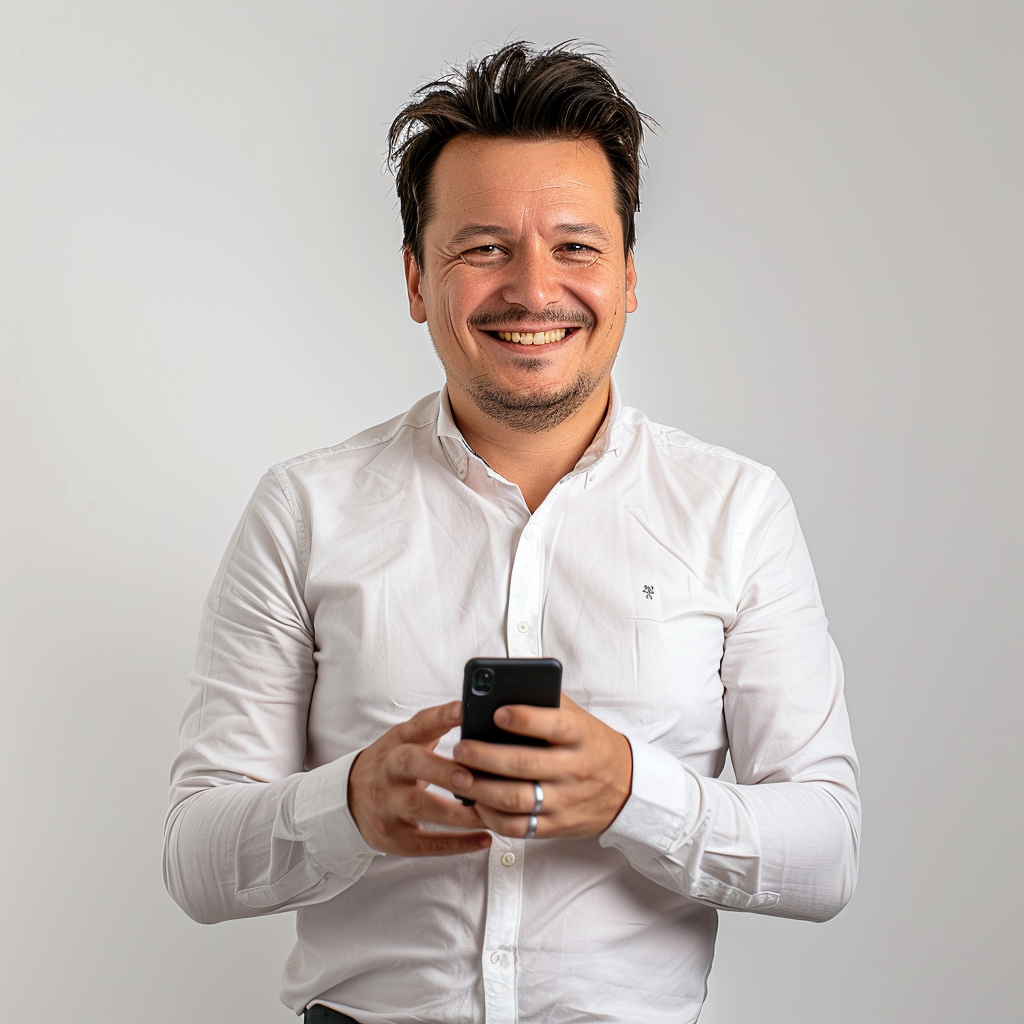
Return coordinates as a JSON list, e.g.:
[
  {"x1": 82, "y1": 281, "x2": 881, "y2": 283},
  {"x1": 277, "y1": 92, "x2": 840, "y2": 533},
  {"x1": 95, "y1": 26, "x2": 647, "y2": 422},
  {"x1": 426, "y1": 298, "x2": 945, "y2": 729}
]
[{"x1": 500, "y1": 242, "x2": 565, "y2": 312}]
